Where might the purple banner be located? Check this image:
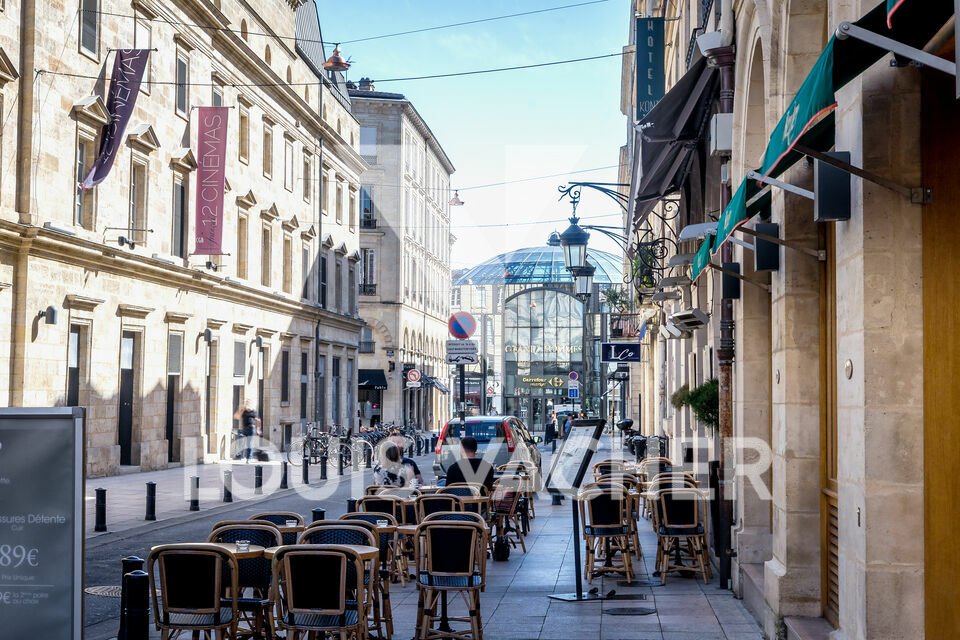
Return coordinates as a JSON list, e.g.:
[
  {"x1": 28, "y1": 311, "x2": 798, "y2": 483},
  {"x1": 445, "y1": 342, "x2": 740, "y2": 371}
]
[
  {"x1": 194, "y1": 107, "x2": 229, "y2": 255},
  {"x1": 80, "y1": 49, "x2": 150, "y2": 190}
]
